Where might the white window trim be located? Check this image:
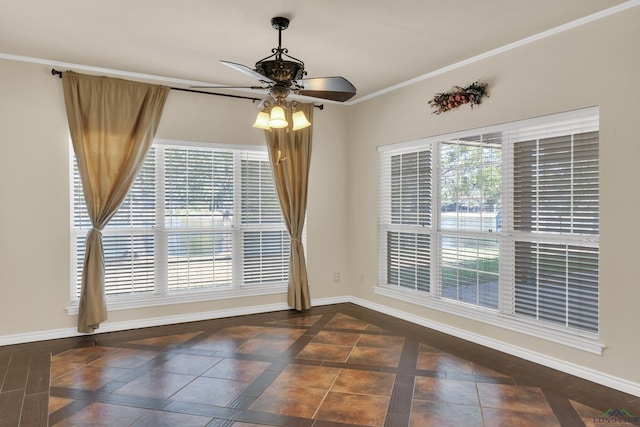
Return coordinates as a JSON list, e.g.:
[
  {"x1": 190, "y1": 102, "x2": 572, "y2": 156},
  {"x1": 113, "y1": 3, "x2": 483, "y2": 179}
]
[
  {"x1": 373, "y1": 285, "x2": 603, "y2": 354},
  {"x1": 65, "y1": 282, "x2": 287, "y2": 315},
  {"x1": 376, "y1": 107, "x2": 603, "y2": 354},
  {"x1": 69, "y1": 138, "x2": 292, "y2": 313}
]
